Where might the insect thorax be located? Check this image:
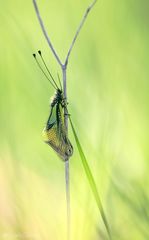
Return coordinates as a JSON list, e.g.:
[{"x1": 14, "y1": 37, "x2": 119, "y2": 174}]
[{"x1": 50, "y1": 89, "x2": 65, "y2": 108}]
